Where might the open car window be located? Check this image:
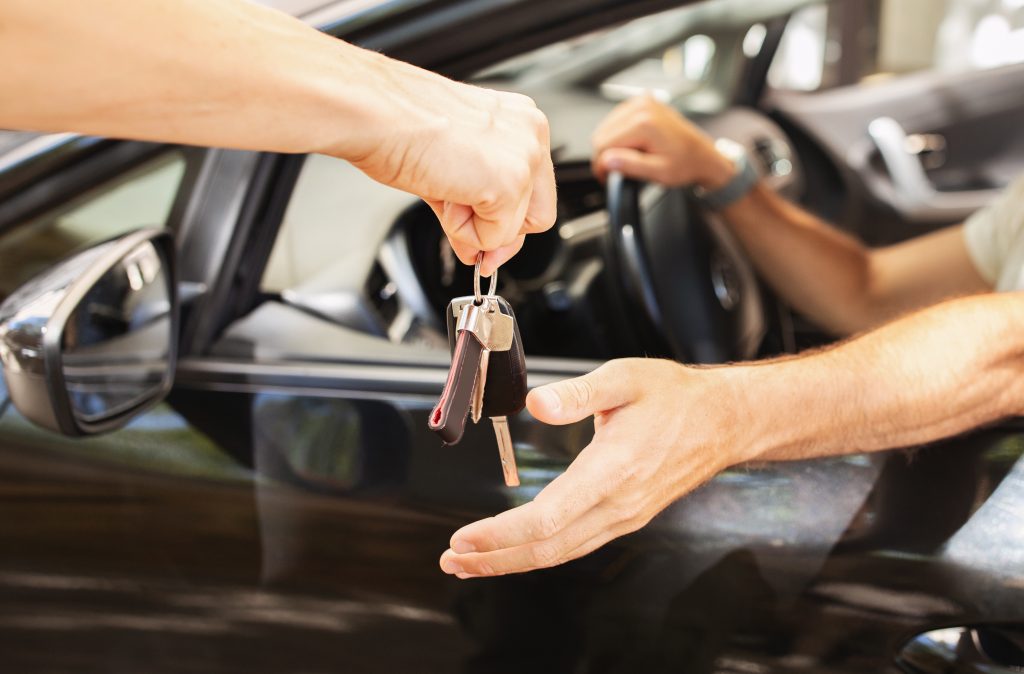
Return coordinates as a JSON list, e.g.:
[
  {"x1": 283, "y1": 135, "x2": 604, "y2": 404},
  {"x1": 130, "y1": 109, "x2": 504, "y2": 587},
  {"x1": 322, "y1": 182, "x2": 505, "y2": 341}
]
[{"x1": 238, "y1": 0, "x2": 803, "y2": 366}]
